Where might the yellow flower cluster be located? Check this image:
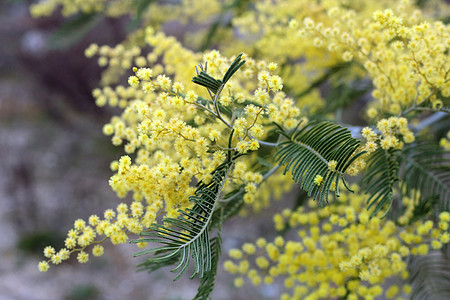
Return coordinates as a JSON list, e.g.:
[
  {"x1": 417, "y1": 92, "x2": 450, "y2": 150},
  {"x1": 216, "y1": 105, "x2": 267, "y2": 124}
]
[
  {"x1": 298, "y1": 3, "x2": 450, "y2": 117},
  {"x1": 345, "y1": 116, "x2": 416, "y2": 178},
  {"x1": 85, "y1": 40, "x2": 149, "y2": 87},
  {"x1": 30, "y1": 0, "x2": 238, "y2": 89},
  {"x1": 228, "y1": 0, "x2": 449, "y2": 118},
  {"x1": 38, "y1": 203, "x2": 151, "y2": 272},
  {"x1": 225, "y1": 186, "x2": 450, "y2": 299},
  {"x1": 361, "y1": 116, "x2": 415, "y2": 151}
]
